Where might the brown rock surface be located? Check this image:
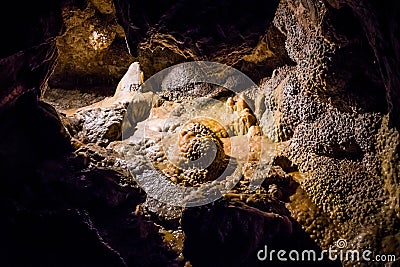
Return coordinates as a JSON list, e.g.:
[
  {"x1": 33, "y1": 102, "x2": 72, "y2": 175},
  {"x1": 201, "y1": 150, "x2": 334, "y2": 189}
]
[
  {"x1": 259, "y1": 2, "x2": 400, "y2": 265},
  {"x1": 114, "y1": 0, "x2": 294, "y2": 81},
  {"x1": 48, "y1": 0, "x2": 135, "y2": 90},
  {"x1": 1, "y1": 0, "x2": 400, "y2": 266}
]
